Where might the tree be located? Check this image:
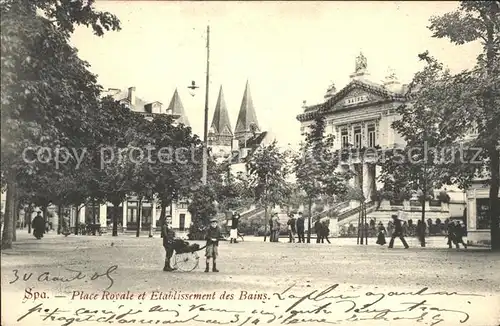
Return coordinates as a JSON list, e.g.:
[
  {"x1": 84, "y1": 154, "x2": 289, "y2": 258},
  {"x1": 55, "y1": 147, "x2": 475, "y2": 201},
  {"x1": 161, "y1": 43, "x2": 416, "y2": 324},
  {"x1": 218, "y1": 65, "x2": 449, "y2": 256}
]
[
  {"x1": 294, "y1": 114, "x2": 352, "y2": 243},
  {"x1": 1, "y1": 0, "x2": 120, "y2": 248},
  {"x1": 396, "y1": 1, "x2": 500, "y2": 249},
  {"x1": 97, "y1": 97, "x2": 146, "y2": 236},
  {"x1": 246, "y1": 140, "x2": 292, "y2": 242},
  {"x1": 146, "y1": 115, "x2": 203, "y2": 229}
]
